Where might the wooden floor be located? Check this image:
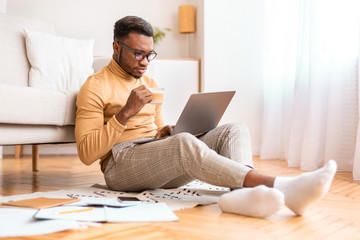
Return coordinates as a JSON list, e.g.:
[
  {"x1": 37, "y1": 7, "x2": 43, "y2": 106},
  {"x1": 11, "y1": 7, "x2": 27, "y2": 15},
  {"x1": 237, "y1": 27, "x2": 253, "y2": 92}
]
[{"x1": 1, "y1": 154, "x2": 360, "y2": 240}]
